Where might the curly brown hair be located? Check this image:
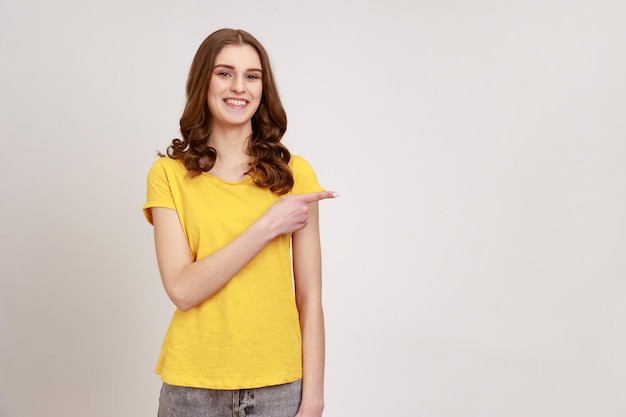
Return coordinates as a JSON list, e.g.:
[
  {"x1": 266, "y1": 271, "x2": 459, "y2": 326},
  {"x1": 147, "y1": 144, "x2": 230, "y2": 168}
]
[{"x1": 164, "y1": 28, "x2": 293, "y2": 194}]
